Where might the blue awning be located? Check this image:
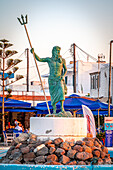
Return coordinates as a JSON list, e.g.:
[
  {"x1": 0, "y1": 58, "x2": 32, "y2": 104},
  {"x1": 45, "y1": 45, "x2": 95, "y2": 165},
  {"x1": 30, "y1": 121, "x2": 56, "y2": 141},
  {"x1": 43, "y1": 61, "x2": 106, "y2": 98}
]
[
  {"x1": 0, "y1": 97, "x2": 31, "y2": 108},
  {"x1": 34, "y1": 94, "x2": 113, "y2": 115}
]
